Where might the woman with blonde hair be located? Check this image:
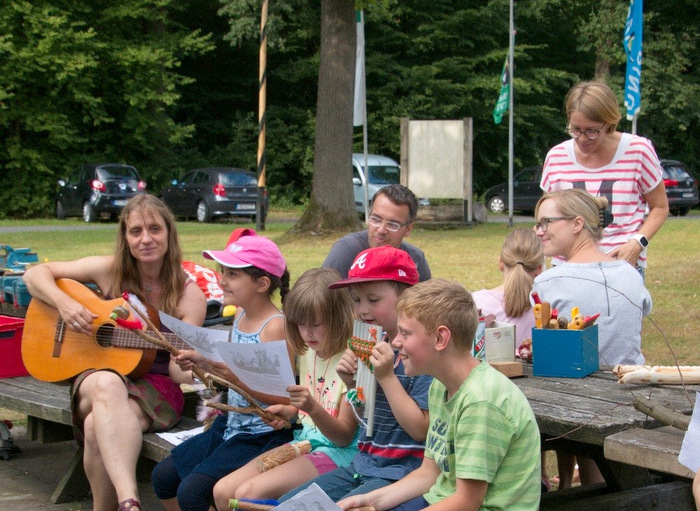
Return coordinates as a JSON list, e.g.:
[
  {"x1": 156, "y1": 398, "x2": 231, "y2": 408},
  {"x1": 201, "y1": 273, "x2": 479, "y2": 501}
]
[
  {"x1": 540, "y1": 80, "x2": 668, "y2": 275},
  {"x1": 472, "y1": 228, "x2": 543, "y2": 353},
  {"x1": 532, "y1": 188, "x2": 651, "y2": 489}
]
